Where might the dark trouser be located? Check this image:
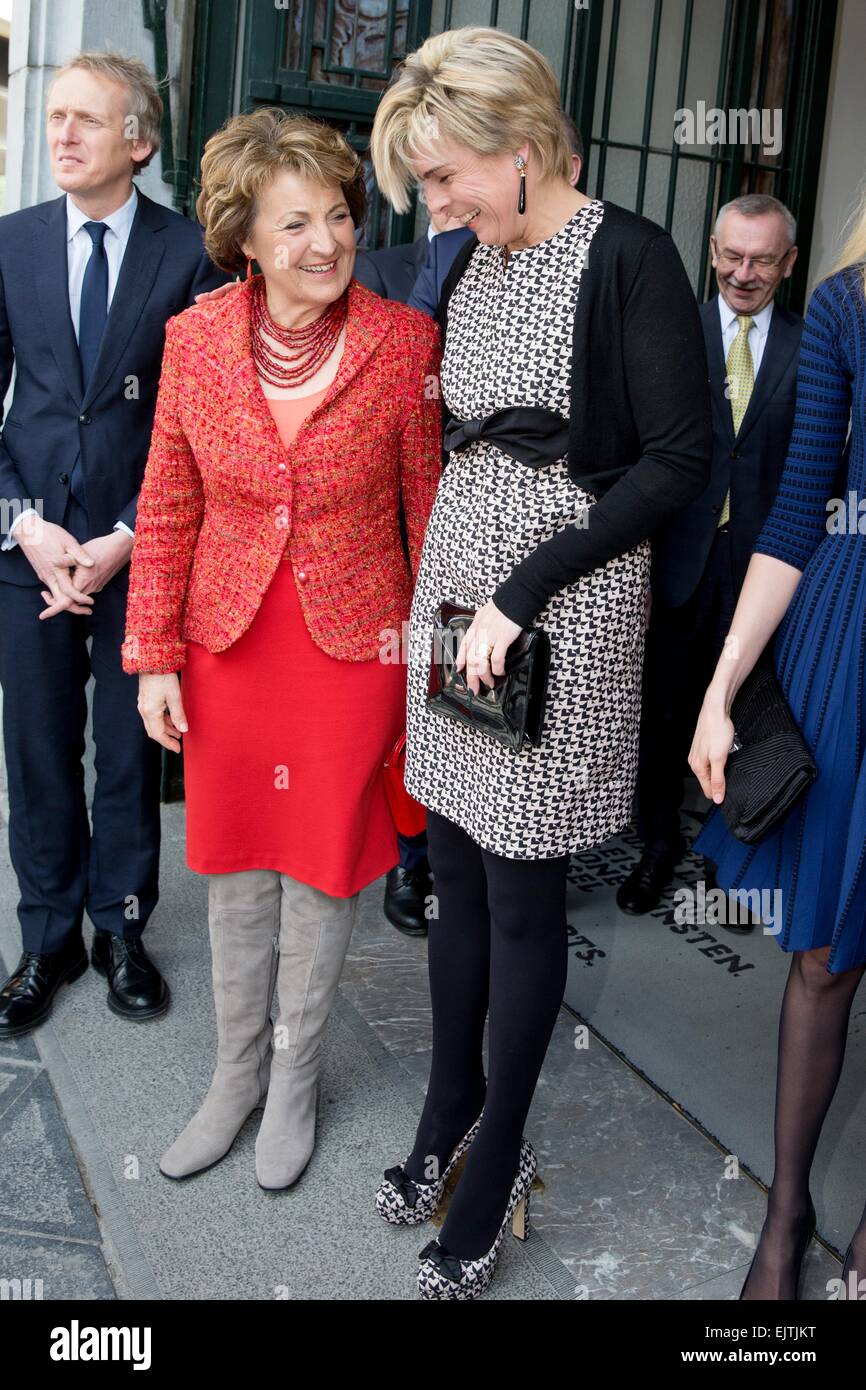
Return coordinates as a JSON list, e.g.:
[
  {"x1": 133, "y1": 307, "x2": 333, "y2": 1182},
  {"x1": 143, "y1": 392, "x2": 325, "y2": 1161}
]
[
  {"x1": 397, "y1": 829, "x2": 428, "y2": 871},
  {"x1": 636, "y1": 528, "x2": 738, "y2": 860},
  {"x1": 0, "y1": 498, "x2": 161, "y2": 955},
  {"x1": 406, "y1": 807, "x2": 570, "y2": 1256}
]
